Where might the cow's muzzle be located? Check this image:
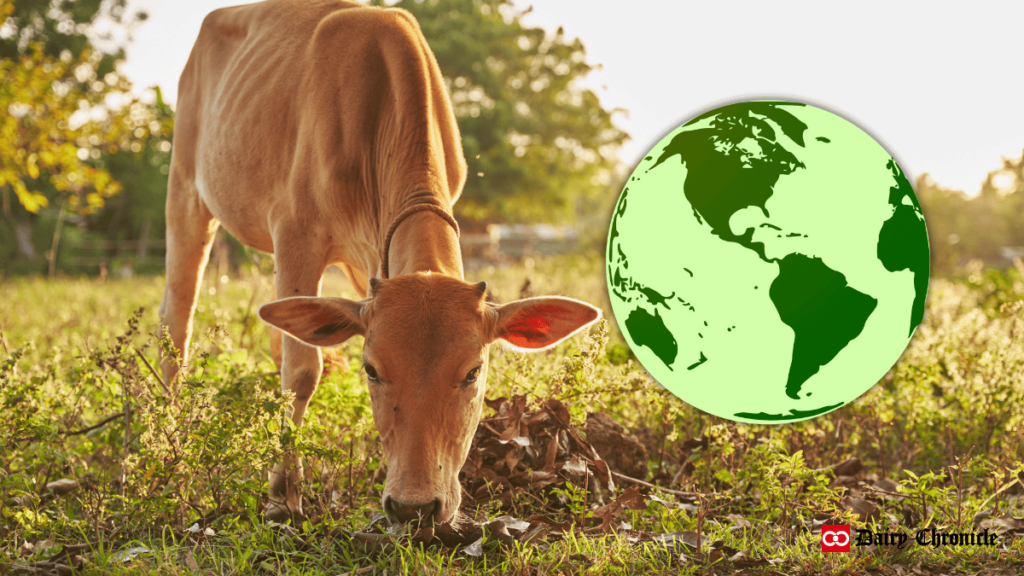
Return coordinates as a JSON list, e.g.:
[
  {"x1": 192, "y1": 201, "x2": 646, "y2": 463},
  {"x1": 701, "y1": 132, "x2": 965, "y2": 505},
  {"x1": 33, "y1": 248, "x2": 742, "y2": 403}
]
[{"x1": 382, "y1": 495, "x2": 440, "y2": 523}]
